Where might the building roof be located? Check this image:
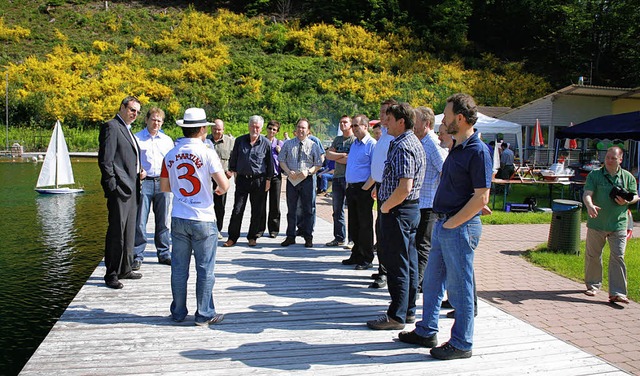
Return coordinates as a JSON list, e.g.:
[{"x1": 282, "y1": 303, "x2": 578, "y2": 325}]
[
  {"x1": 500, "y1": 84, "x2": 640, "y2": 117},
  {"x1": 478, "y1": 106, "x2": 511, "y2": 118}
]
